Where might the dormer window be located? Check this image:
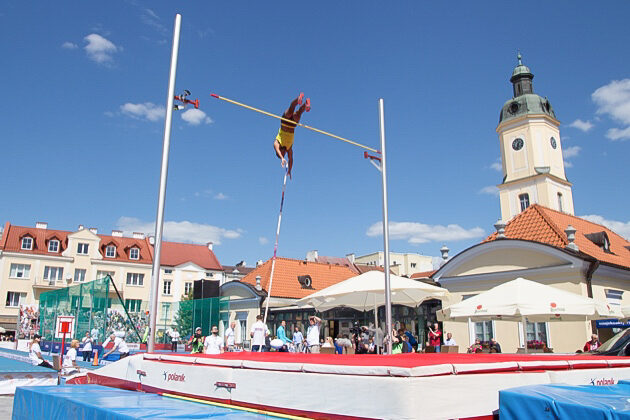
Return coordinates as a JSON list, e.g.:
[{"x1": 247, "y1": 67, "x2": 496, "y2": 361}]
[
  {"x1": 585, "y1": 231, "x2": 612, "y2": 254},
  {"x1": 48, "y1": 240, "x2": 59, "y2": 253},
  {"x1": 105, "y1": 245, "x2": 116, "y2": 258},
  {"x1": 77, "y1": 243, "x2": 89, "y2": 255},
  {"x1": 21, "y1": 237, "x2": 33, "y2": 250},
  {"x1": 129, "y1": 247, "x2": 140, "y2": 260},
  {"x1": 519, "y1": 193, "x2": 530, "y2": 212}
]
